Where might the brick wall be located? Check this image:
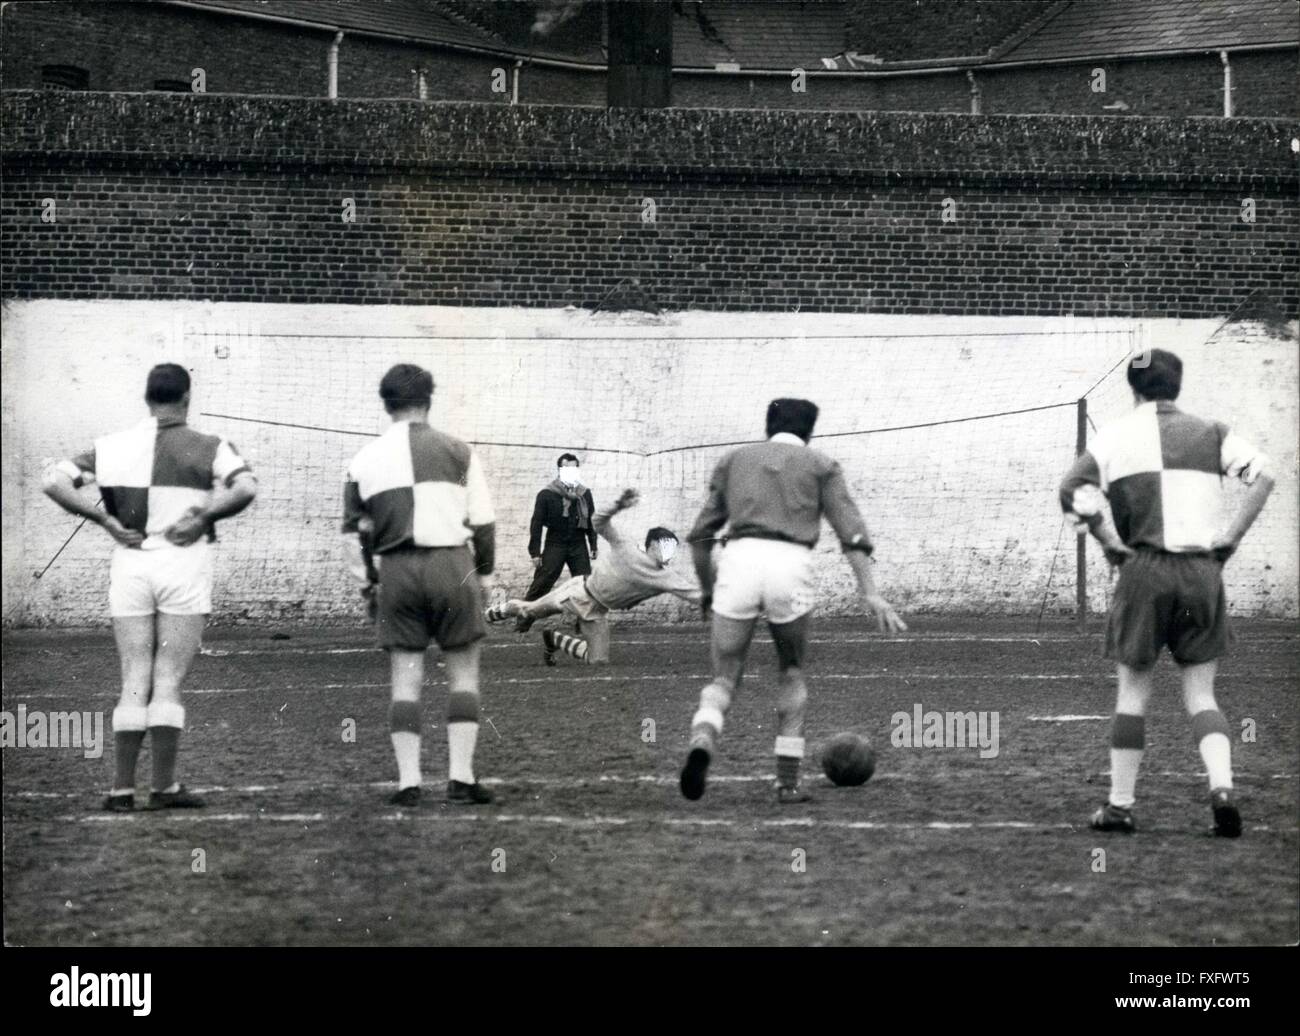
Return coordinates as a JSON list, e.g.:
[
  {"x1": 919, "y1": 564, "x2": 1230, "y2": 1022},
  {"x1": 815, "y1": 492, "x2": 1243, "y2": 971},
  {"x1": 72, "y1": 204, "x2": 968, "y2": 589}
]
[
  {"x1": 0, "y1": 0, "x2": 332, "y2": 96},
  {"x1": 3, "y1": 93, "x2": 1297, "y2": 316},
  {"x1": 979, "y1": 52, "x2": 1298, "y2": 117}
]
